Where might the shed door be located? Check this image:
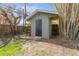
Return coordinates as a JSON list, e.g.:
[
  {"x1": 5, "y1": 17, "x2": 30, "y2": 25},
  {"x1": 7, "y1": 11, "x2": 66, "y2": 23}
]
[{"x1": 35, "y1": 19, "x2": 42, "y2": 36}]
